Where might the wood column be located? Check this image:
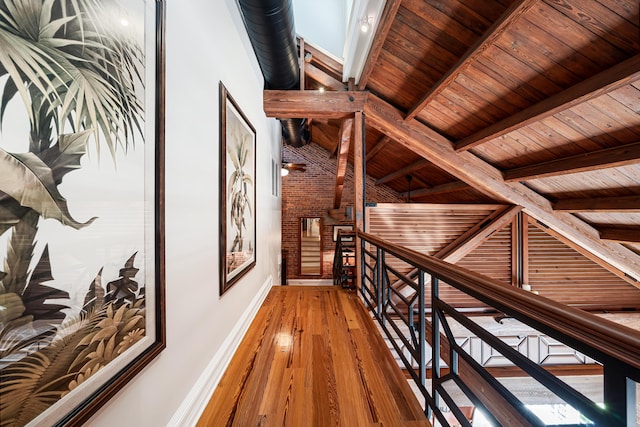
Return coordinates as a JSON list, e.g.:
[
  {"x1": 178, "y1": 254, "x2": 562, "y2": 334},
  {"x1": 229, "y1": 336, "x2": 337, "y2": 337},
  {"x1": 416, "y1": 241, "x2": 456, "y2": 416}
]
[{"x1": 354, "y1": 111, "x2": 364, "y2": 290}]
